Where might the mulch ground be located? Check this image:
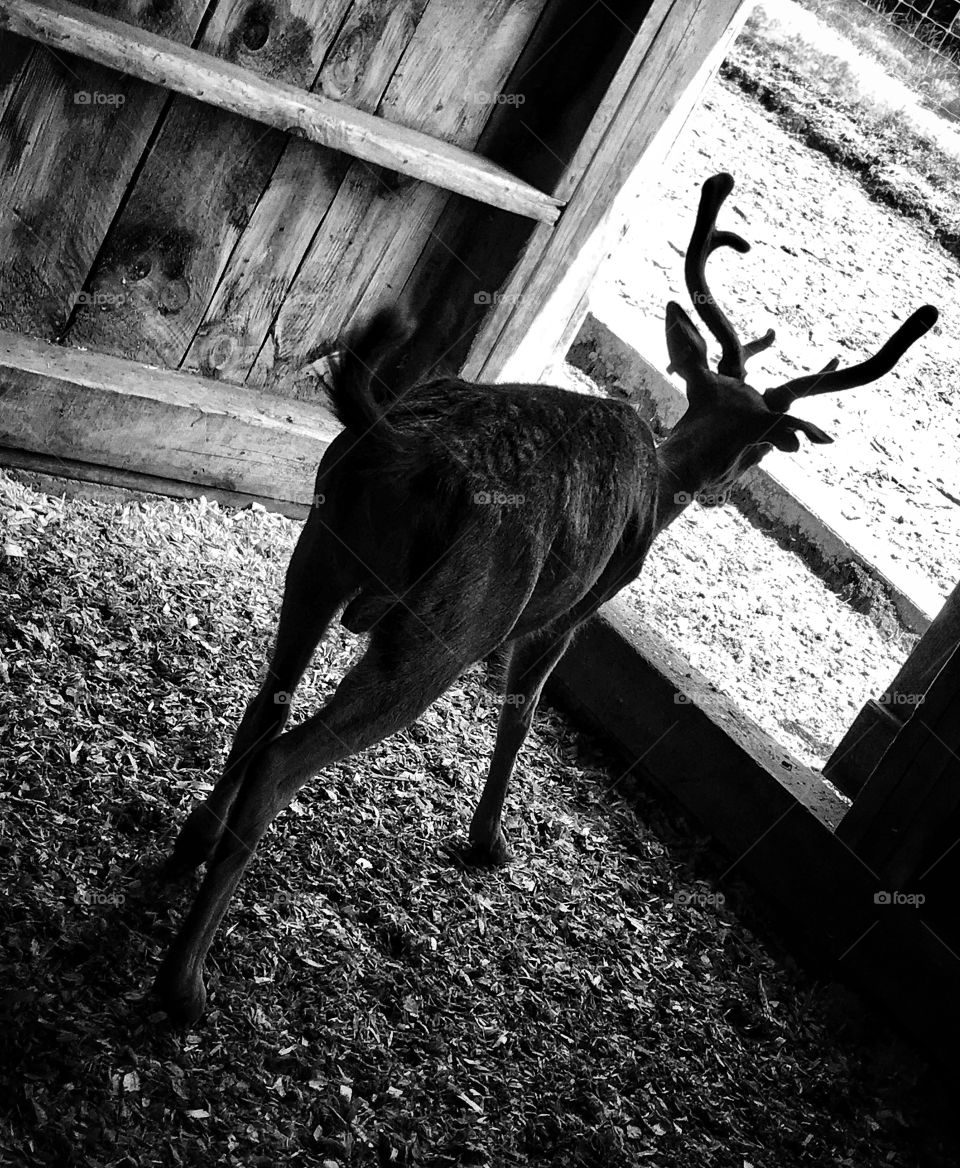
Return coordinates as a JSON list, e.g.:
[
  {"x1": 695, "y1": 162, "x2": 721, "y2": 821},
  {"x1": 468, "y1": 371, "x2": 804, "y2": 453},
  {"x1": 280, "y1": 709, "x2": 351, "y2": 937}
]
[{"x1": 1, "y1": 470, "x2": 957, "y2": 1167}]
